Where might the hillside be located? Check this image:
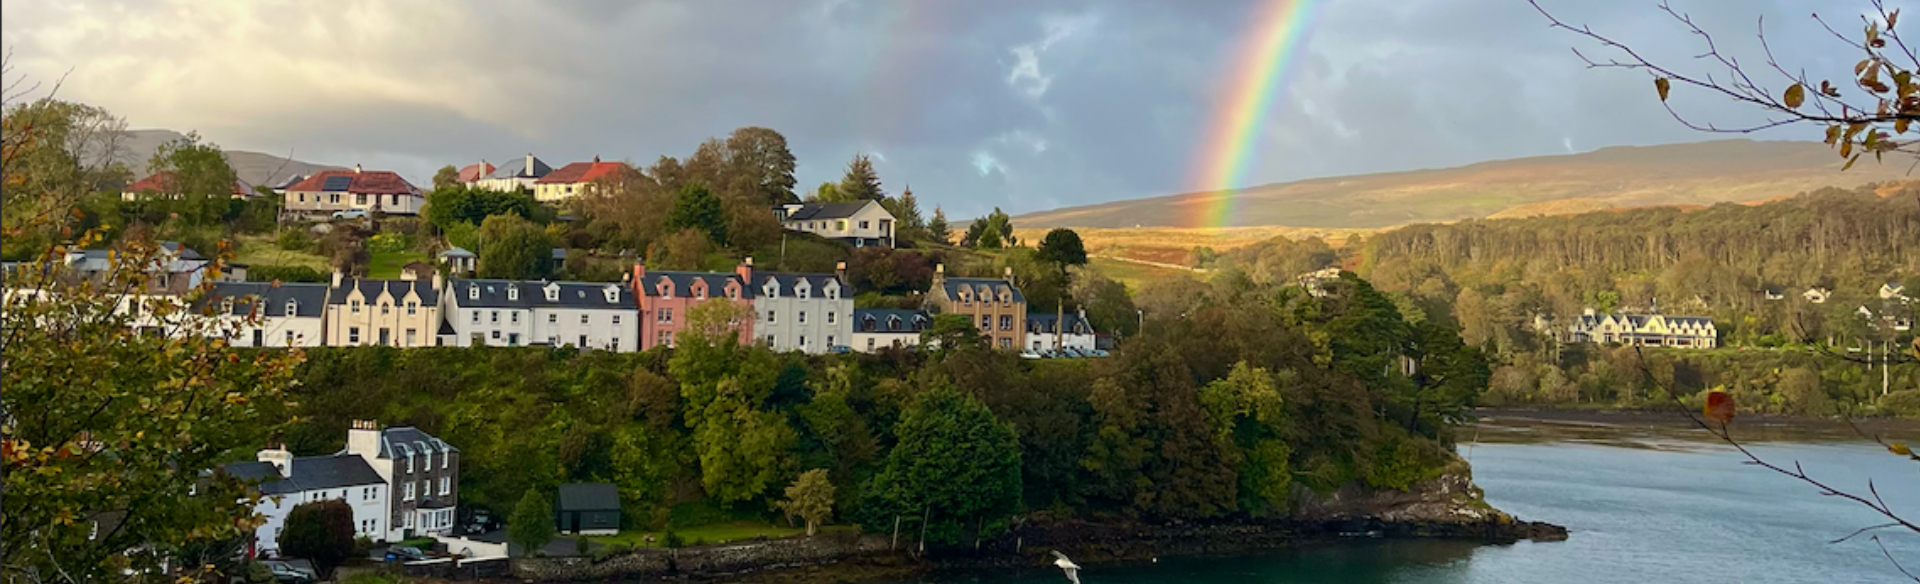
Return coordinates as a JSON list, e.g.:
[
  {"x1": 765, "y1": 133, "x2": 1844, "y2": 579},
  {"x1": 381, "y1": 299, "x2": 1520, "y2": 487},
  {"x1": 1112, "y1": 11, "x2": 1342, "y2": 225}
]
[
  {"x1": 119, "y1": 129, "x2": 339, "y2": 187},
  {"x1": 1016, "y1": 140, "x2": 1916, "y2": 229}
]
